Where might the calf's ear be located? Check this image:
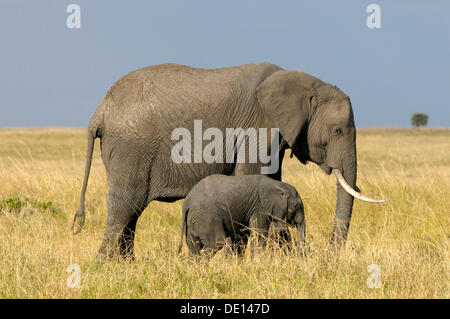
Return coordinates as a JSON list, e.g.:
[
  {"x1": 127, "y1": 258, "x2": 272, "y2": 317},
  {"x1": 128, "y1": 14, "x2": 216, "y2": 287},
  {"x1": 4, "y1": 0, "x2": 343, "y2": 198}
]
[{"x1": 260, "y1": 186, "x2": 289, "y2": 220}]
